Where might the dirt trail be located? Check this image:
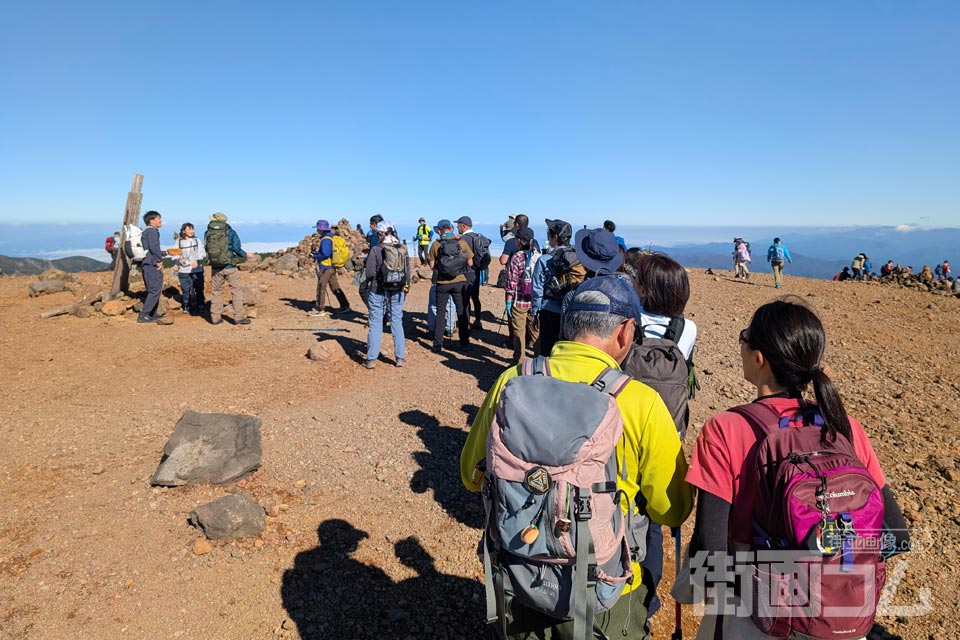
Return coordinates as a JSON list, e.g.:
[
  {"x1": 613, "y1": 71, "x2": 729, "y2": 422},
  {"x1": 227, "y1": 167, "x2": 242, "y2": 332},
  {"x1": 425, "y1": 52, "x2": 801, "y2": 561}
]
[{"x1": 0, "y1": 265, "x2": 957, "y2": 639}]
